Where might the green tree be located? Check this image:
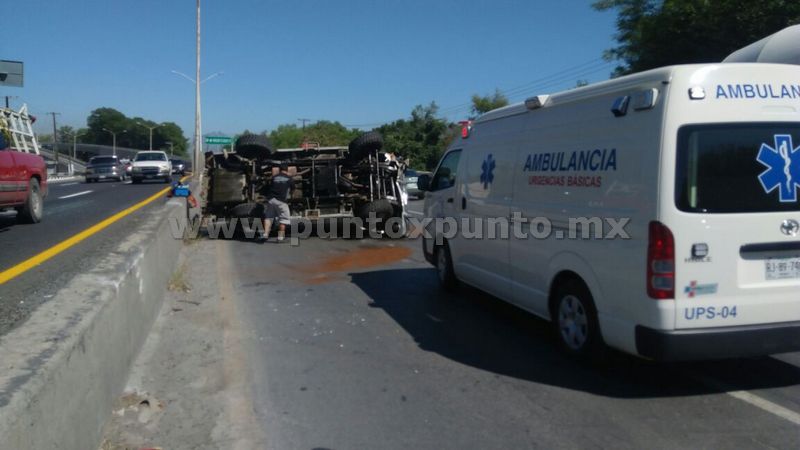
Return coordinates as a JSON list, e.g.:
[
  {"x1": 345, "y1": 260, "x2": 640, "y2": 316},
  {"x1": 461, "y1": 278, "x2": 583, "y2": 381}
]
[
  {"x1": 85, "y1": 107, "x2": 128, "y2": 147},
  {"x1": 268, "y1": 121, "x2": 359, "y2": 148},
  {"x1": 57, "y1": 125, "x2": 75, "y2": 143},
  {"x1": 157, "y1": 122, "x2": 189, "y2": 156},
  {"x1": 377, "y1": 102, "x2": 451, "y2": 170},
  {"x1": 470, "y1": 89, "x2": 509, "y2": 117},
  {"x1": 594, "y1": 0, "x2": 800, "y2": 75},
  {"x1": 83, "y1": 107, "x2": 188, "y2": 156}
]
